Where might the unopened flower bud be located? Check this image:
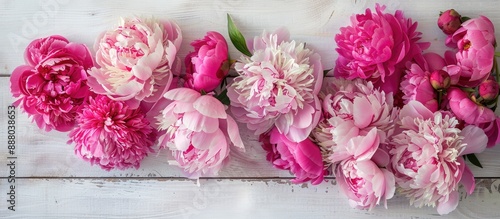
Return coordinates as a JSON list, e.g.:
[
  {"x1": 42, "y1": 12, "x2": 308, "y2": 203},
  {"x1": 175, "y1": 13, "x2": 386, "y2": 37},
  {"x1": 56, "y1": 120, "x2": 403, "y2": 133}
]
[
  {"x1": 430, "y1": 70, "x2": 451, "y2": 90},
  {"x1": 438, "y1": 9, "x2": 462, "y2": 35},
  {"x1": 479, "y1": 77, "x2": 500, "y2": 100}
]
